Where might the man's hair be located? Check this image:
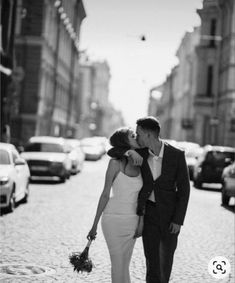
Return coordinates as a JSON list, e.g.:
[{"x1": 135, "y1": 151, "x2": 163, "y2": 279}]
[
  {"x1": 109, "y1": 127, "x2": 131, "y2": 149},
  {"x1": 136, "y1": 116, "x2": 161, "y2": 135}
]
